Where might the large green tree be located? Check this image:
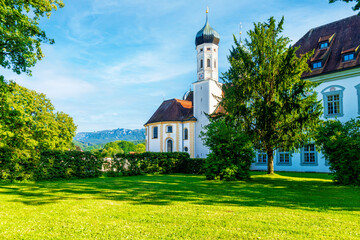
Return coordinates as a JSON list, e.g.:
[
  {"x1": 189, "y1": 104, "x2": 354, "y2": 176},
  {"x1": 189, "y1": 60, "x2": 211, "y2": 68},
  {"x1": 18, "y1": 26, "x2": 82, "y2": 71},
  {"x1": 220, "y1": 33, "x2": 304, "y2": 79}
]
[
  {"x1": 329, "y1": 0, "x2": 360, "y2": 12},
  {"x1": 0, "y1": 0, "x2": 64, "y2": 75},
  {"x1": 221, "y1": 17, "x2": 322, "y2": 174}
]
